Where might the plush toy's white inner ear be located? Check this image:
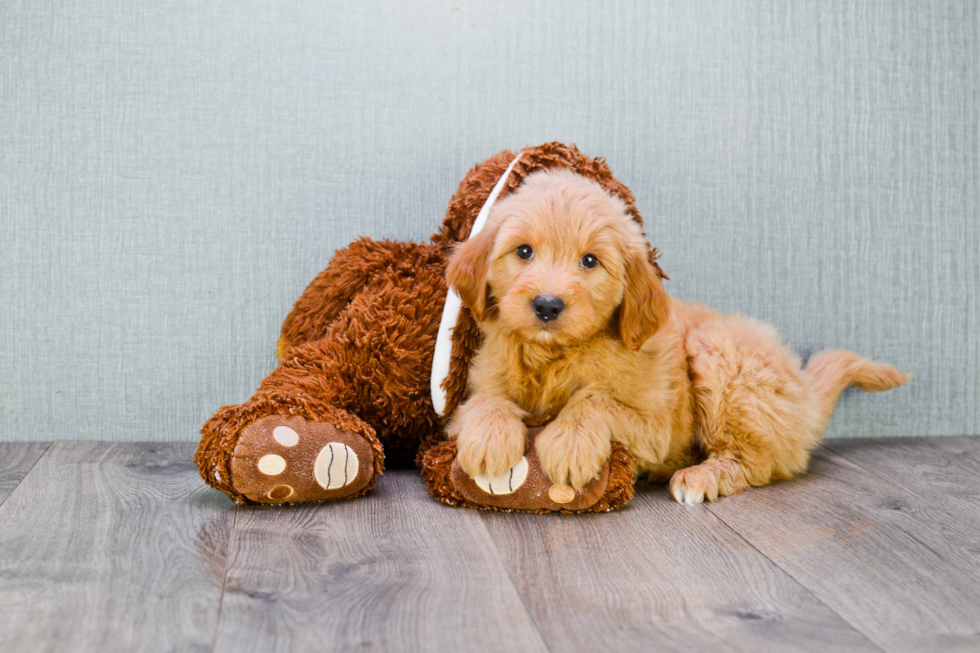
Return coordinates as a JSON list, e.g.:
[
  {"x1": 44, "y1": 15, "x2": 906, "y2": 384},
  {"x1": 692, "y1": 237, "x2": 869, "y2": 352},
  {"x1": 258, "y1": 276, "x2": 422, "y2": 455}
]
[{"x1": 430, "y1": 151, "x2": 523, "y2": 417}]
